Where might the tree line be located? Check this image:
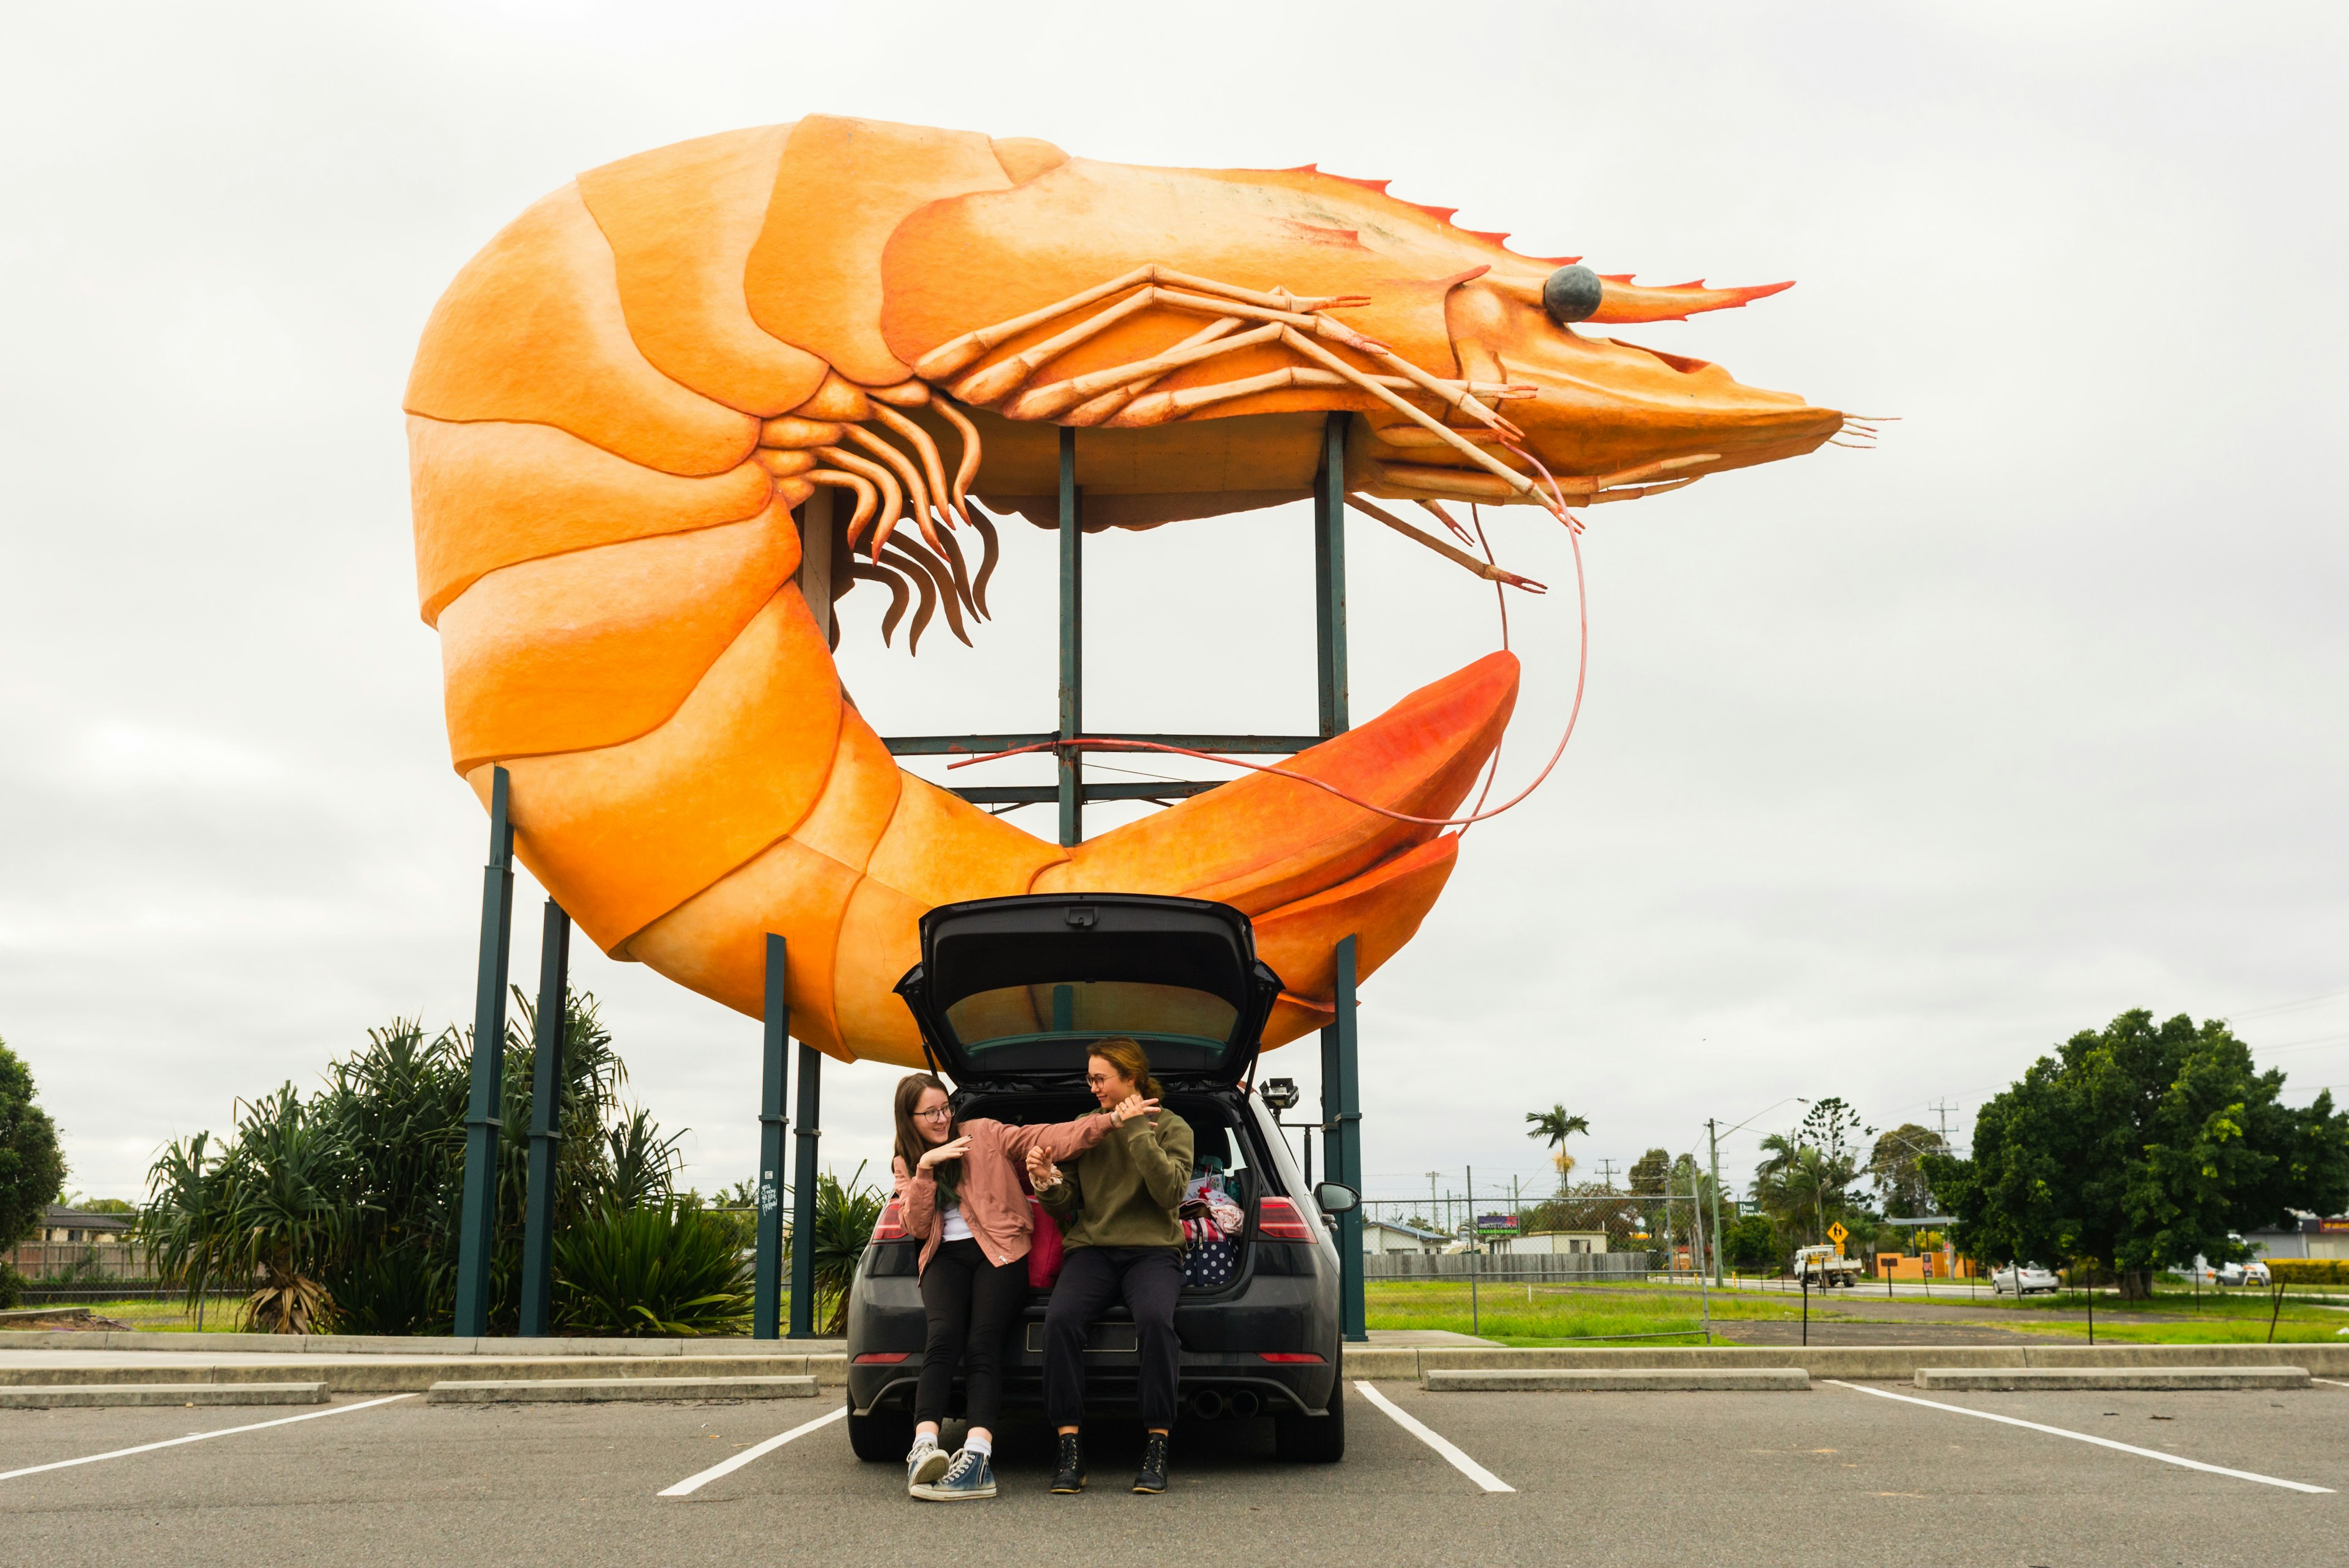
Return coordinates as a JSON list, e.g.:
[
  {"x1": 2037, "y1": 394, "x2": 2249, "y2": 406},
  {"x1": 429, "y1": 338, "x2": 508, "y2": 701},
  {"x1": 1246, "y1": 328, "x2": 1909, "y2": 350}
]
[{"x1": 1512, "y1": 1008, "x2": 2349, "y2": 1291}]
